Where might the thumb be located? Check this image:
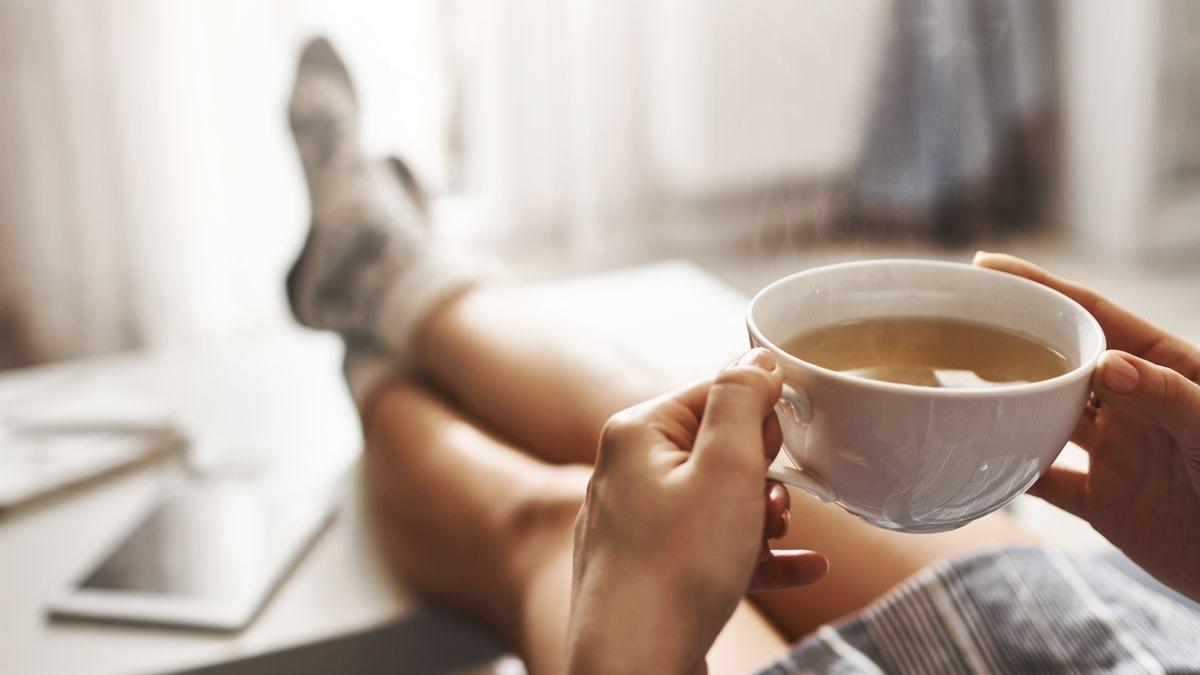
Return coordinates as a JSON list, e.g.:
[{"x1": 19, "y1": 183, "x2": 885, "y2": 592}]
[
  {"x1": 691, "y1": 349, "x2": 783, "y2": 473},
  {"x1": 1093, "y1": 350, "x2": 1200, "y2": 452}
]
